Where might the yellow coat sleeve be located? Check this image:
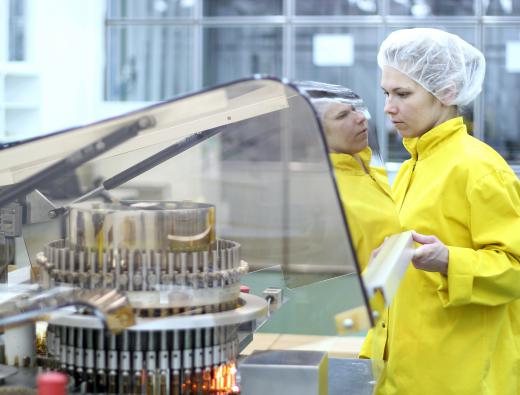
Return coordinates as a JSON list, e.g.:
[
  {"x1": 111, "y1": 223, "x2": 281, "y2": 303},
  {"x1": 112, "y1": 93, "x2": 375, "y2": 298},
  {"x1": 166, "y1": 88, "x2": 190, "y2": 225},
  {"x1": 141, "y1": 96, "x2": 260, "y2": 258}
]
[
  {"x1": 359, "y1": 328, "x2": 374, "y2": 359},
  {"x1": 438, "y1": 170, "x2": 520, "y2": 307}
]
